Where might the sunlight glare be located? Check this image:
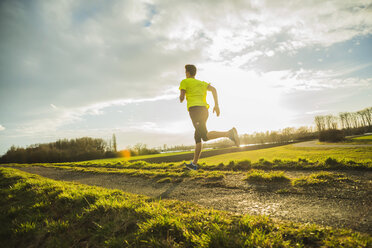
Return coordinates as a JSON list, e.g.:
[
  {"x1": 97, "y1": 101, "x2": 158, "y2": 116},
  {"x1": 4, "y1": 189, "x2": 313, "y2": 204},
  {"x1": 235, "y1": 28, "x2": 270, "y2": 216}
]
[{"x1": 198, "y1": 63, "x2": 295, "y2": 133}]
